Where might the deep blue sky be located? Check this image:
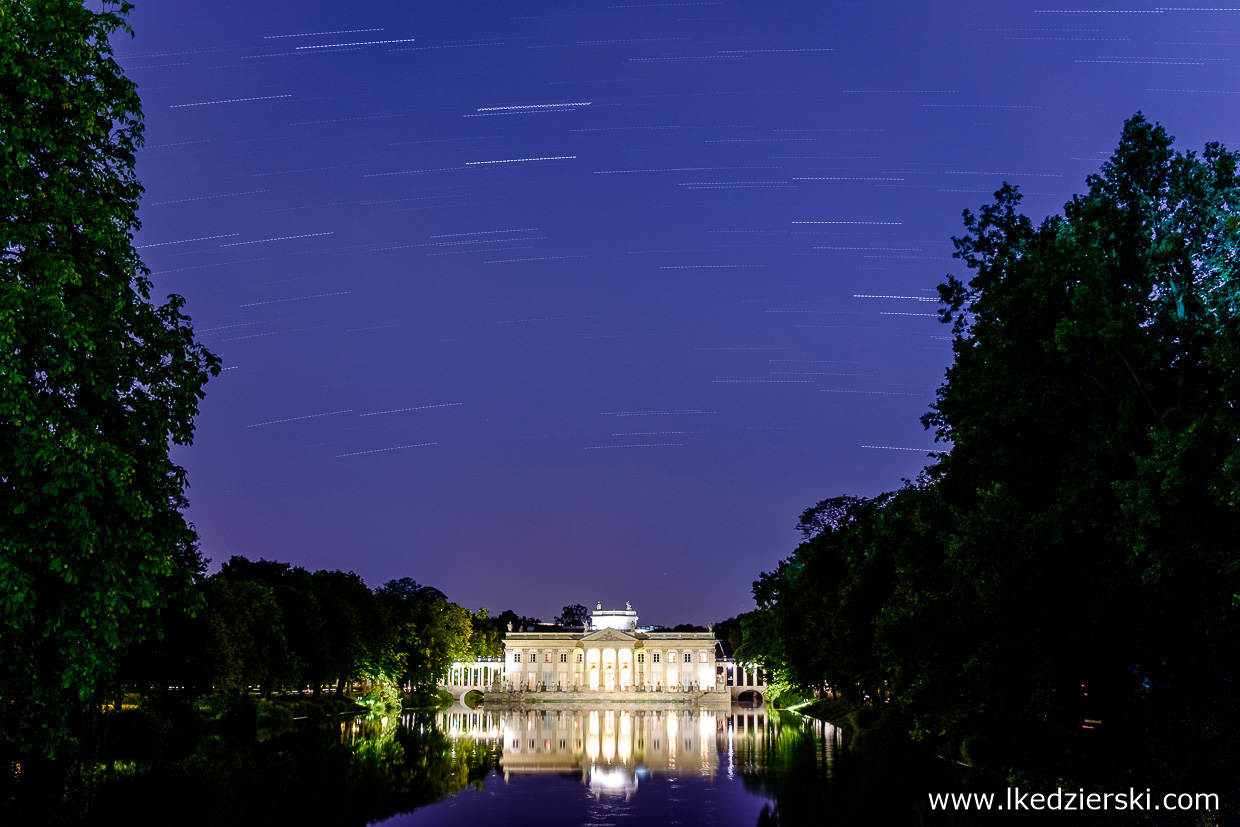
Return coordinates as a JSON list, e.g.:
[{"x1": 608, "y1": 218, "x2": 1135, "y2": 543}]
[{"x1": 115, "y1": 0, "x2": 1239, "y2": 624}]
